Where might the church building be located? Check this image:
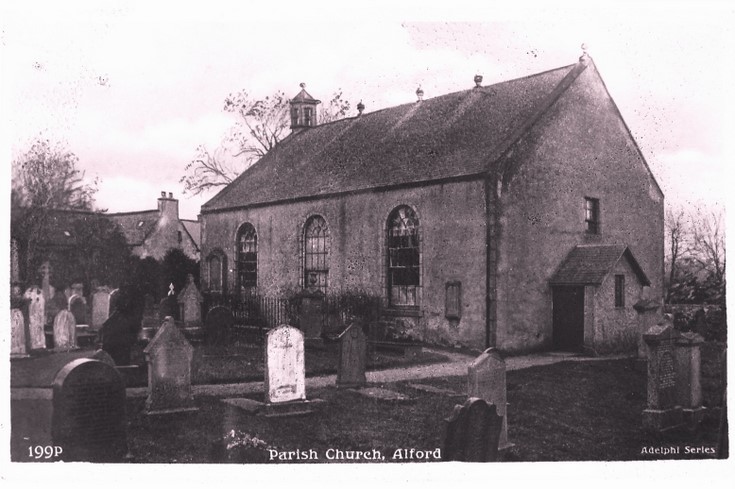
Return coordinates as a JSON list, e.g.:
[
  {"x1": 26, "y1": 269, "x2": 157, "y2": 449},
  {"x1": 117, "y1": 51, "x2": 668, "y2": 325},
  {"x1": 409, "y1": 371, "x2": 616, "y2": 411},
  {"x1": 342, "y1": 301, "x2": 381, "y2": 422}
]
[{"x1": 199, "y1": 49, "x2": 664, "y2": 353}]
